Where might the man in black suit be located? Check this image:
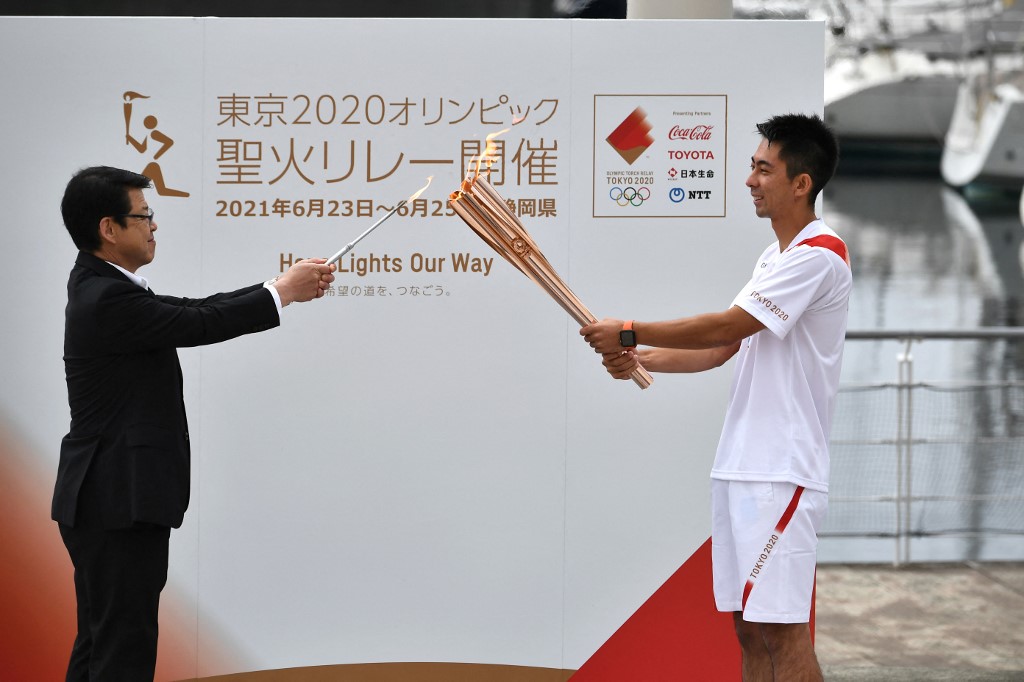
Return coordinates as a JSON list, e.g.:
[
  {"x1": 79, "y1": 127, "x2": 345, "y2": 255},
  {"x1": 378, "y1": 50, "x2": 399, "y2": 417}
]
[{"x1": 52, "y1": 166, "x2": 335, "y2": 680}]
